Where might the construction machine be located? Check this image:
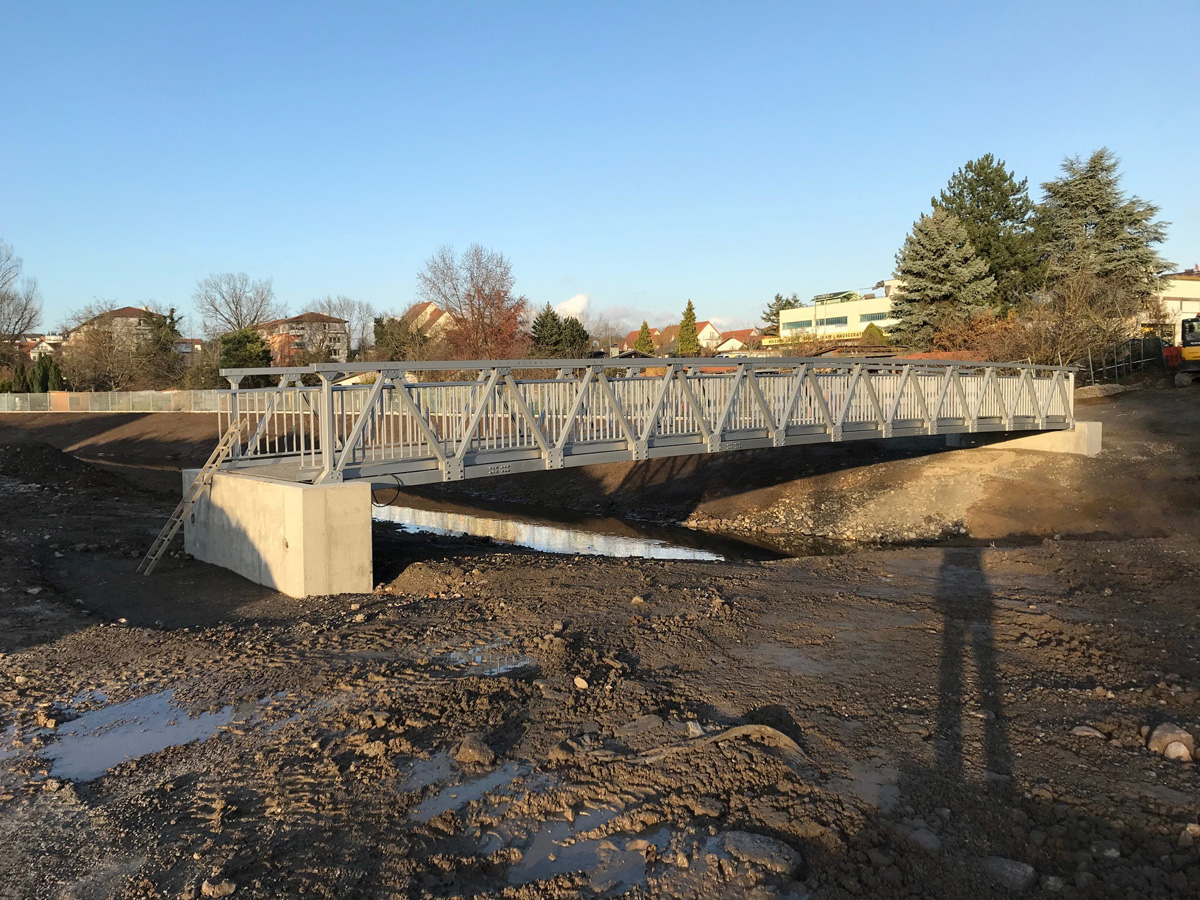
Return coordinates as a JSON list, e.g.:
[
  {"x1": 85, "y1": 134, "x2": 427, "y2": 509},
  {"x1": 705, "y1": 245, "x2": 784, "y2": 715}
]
[{"x1": 1177, "y1": 316, "x2": 1200, "y2": 387}]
